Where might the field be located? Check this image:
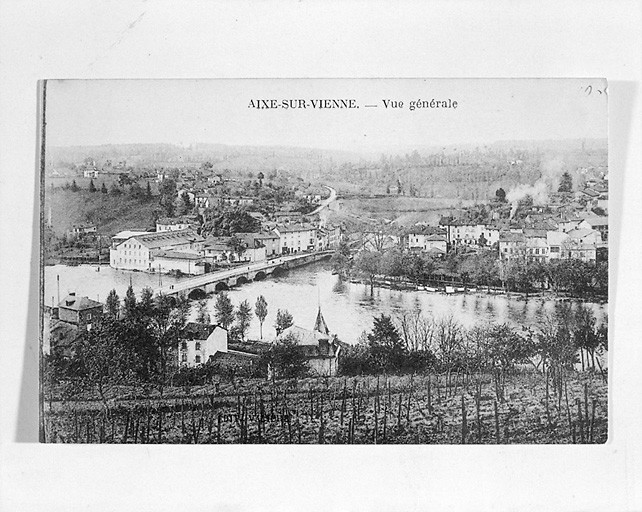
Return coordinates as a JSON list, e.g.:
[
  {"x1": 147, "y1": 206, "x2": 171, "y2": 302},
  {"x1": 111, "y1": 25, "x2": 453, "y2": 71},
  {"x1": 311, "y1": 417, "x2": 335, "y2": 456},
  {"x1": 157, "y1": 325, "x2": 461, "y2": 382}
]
[
  {"x1": 42, "y1": 370, "x2": 607, "y2": 444},
  {"x1": 335, "y1": 196, "x2": 475, "y2": 227}
]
